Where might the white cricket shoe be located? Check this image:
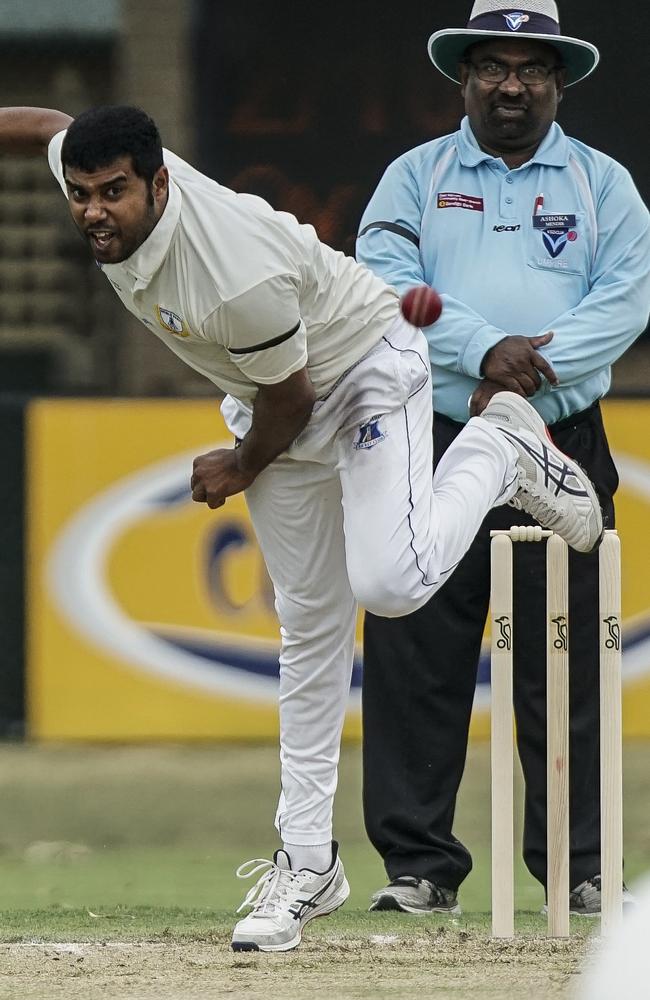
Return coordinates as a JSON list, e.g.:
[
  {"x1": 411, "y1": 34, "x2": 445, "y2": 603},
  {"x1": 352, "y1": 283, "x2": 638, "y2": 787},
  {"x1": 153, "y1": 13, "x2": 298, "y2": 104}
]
[
  {"x1": 481, "y1": 392, "x2": 603, "y2": 553},
  {"x1": 231, "y1": 842, "x2": 350, "y2": 952}
]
